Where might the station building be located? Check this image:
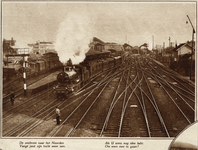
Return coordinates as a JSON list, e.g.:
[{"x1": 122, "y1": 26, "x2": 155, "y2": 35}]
[
  {"x1": 172, "y1": 41, "x2": 195, "y2": 63},
  {"x1": 28, "y1": 41, "x2": 56, "y2": 55},
  {"x1": 88, "y1": 37, "x2": 124, "y2": 61}
]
